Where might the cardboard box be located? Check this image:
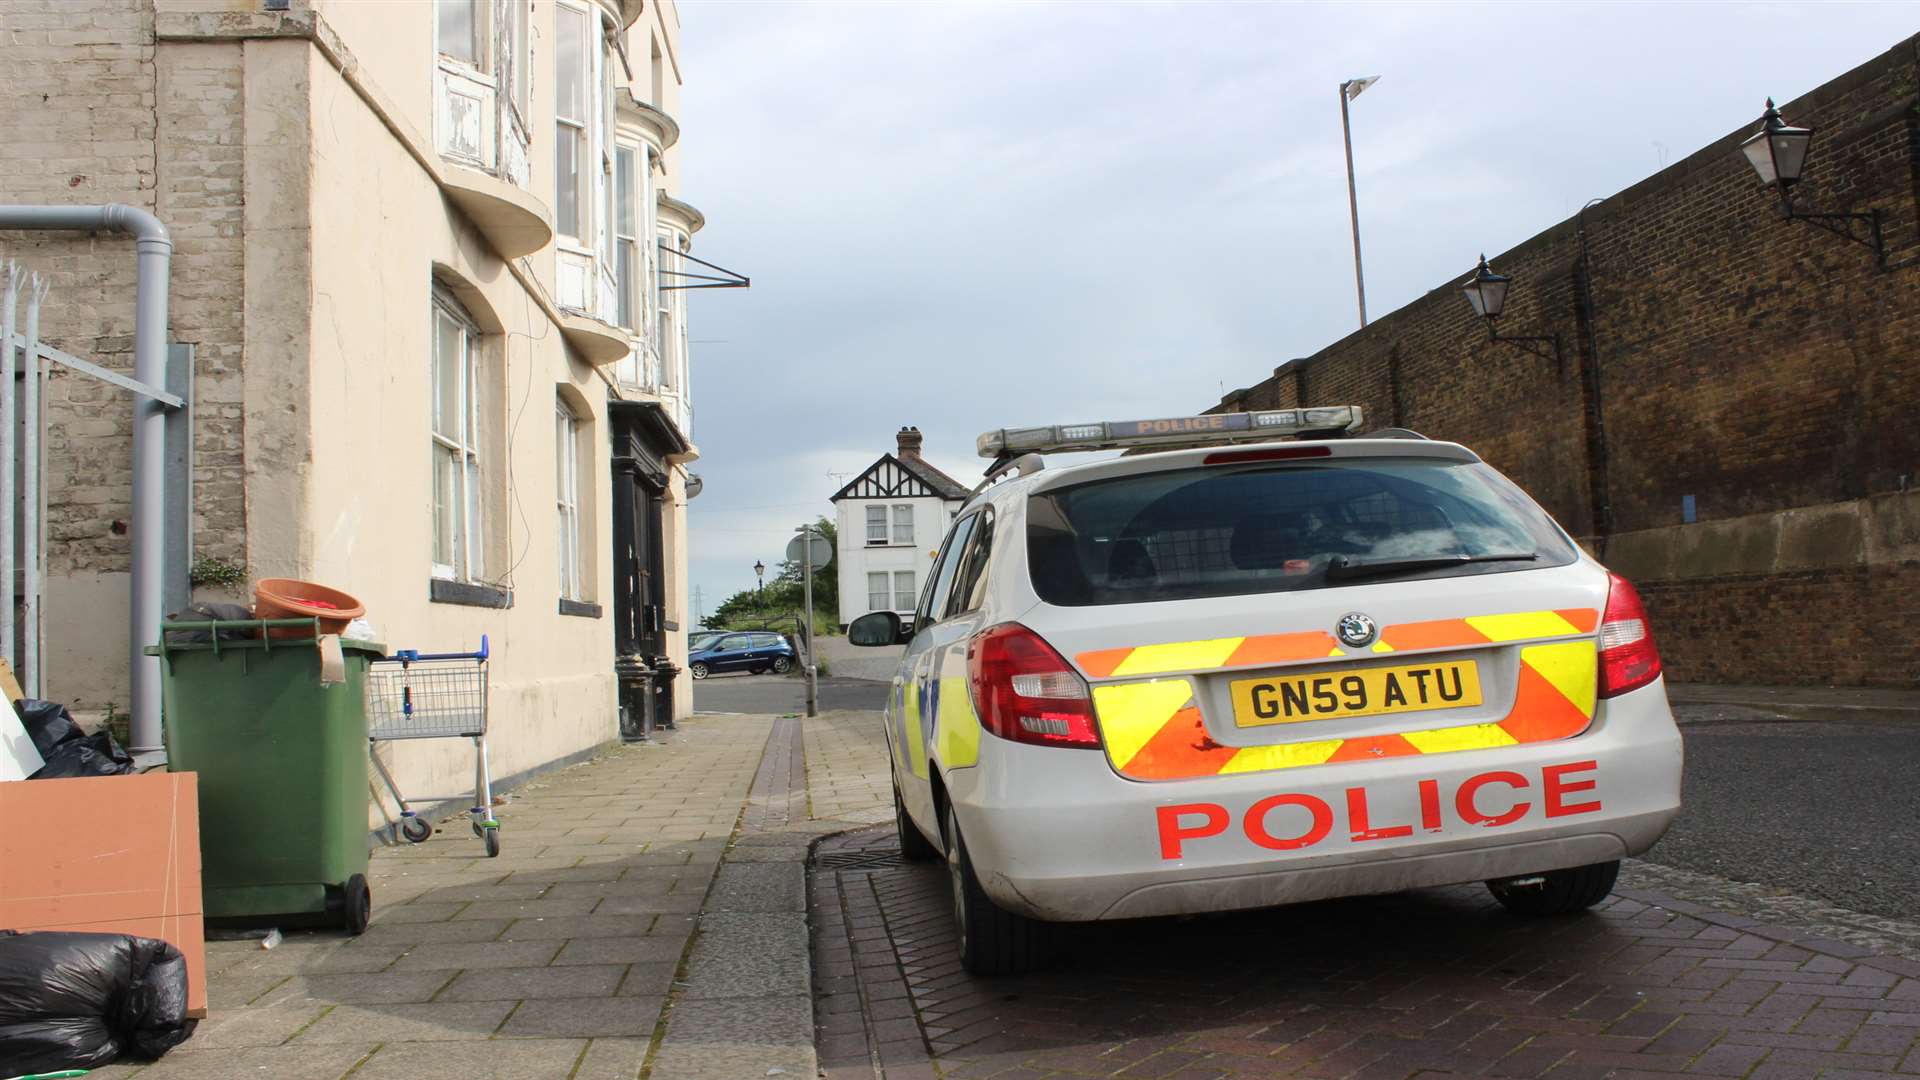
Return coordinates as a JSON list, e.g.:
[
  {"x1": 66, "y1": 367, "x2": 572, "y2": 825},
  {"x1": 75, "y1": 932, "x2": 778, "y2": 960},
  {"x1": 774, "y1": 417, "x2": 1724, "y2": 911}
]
[{"x1": 0, "y1": 772, "x2": 207, "y2": 1016}]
